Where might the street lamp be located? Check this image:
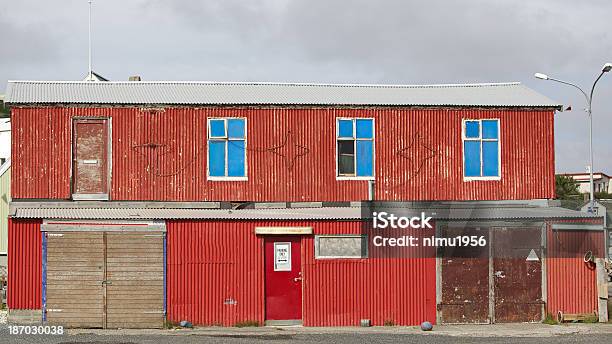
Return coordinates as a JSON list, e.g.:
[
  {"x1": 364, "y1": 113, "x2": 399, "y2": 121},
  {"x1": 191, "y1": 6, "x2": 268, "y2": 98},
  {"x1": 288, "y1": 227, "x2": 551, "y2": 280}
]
[{"x1": 535, "y1": 63, "x2": 612, "y2": 213}]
